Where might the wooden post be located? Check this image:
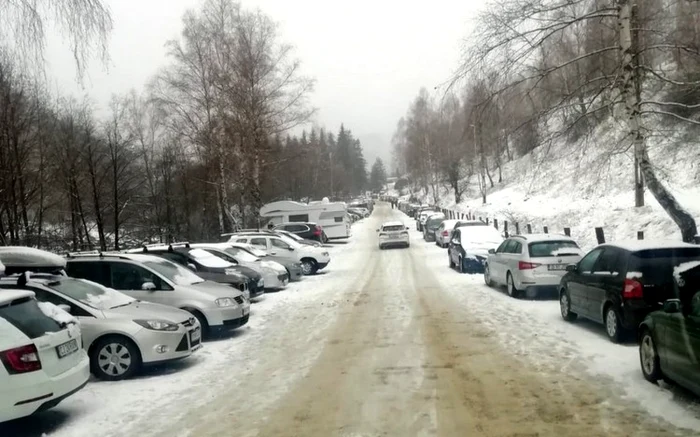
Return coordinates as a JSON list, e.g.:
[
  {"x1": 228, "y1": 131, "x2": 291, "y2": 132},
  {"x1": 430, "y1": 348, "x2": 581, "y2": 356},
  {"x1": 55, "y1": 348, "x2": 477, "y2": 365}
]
[
  {"x1": 515, "y1": 222, "x2": 520, "y2": 234},
  {"x1": 637, "y1": 231, "x2": 644, "y2": 240},
  {"x1": 526, "y1": 224, "x2": 532, "y2": 234},
  {"x1": 543, "y1": 226, "x2": 548, "y2": 234},
  {"x1": 486, "y1": 217, "x2": 490, "y2": 225},
  {"x1": 595, "y1": 227, "x2": 605, "y2": 244},
  {"x1": 462, "y1": 213, "x2": 465, "y2": 219},
  {"x1": 504, "y1": 221, "x2": 509, "y2": 234},
  {"x1": 564, "y1": 227, "x2": 571, "y2": 237},
  {"x1": 494, "y1": 219, "x2": 499, "y2": 229}
]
